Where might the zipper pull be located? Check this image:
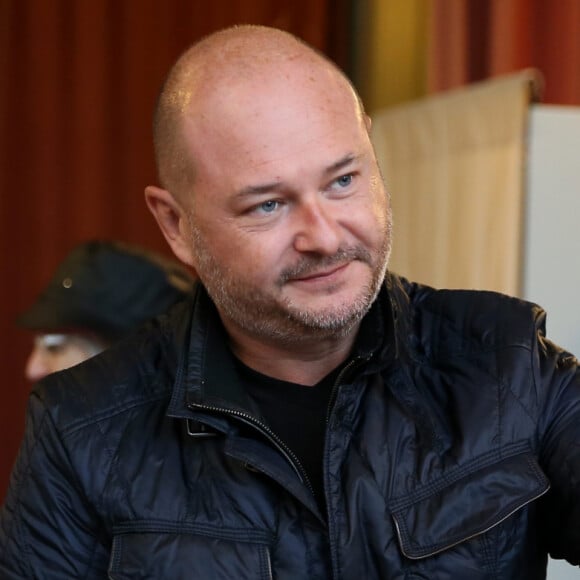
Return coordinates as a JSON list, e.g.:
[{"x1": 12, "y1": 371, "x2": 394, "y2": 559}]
[{"x1": 186, "y1": 418, "x2": 219, "y2": 438}]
